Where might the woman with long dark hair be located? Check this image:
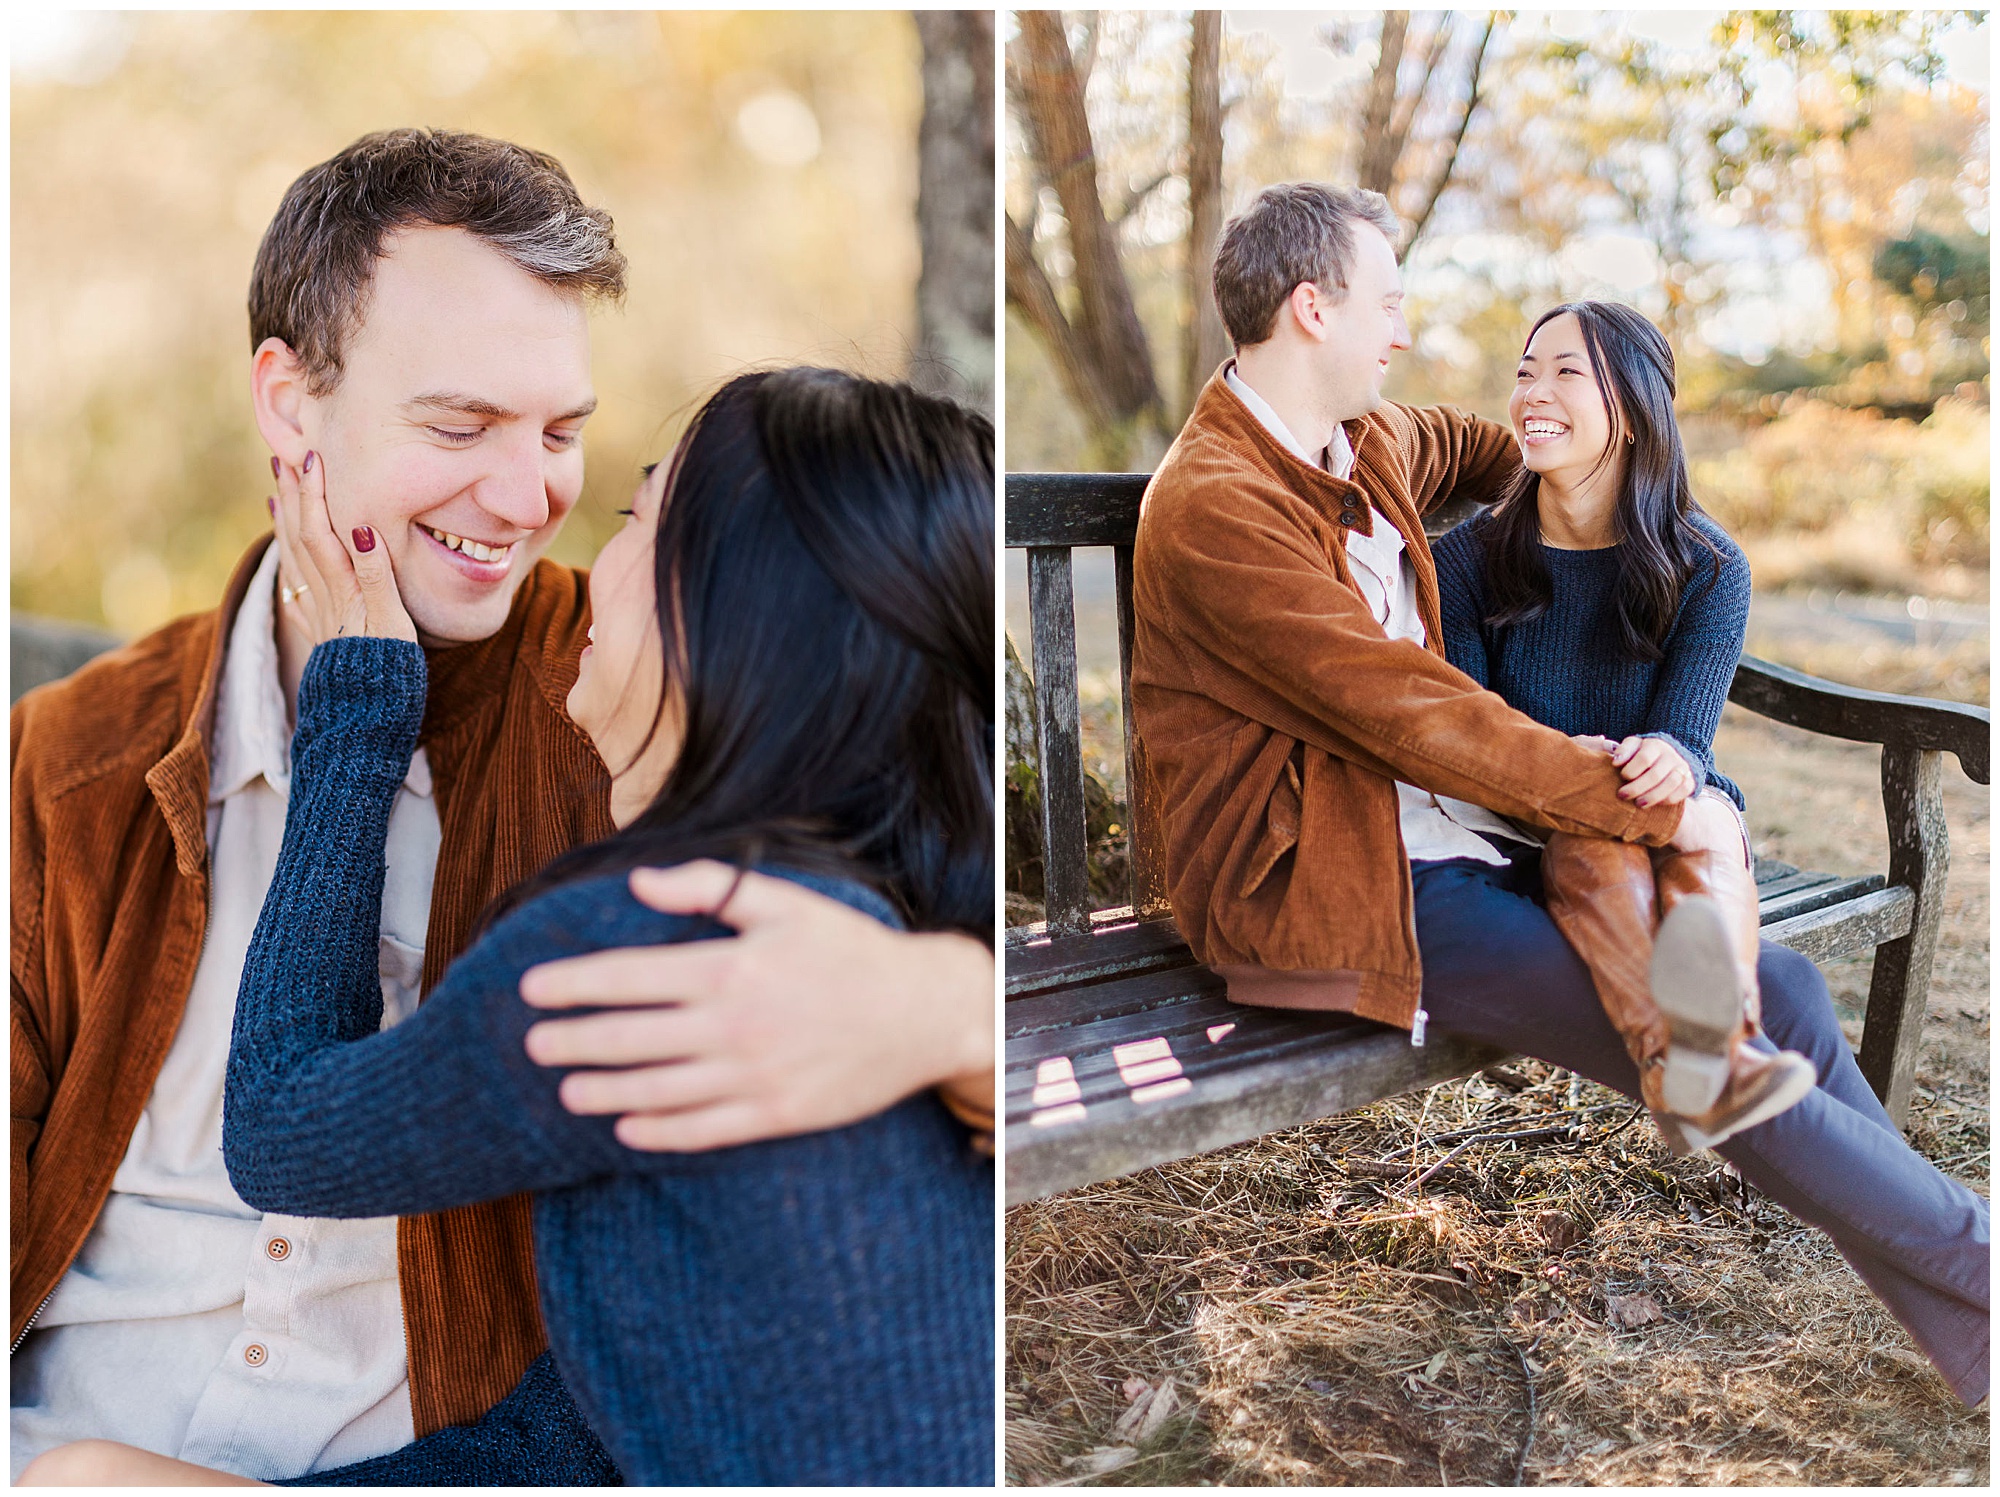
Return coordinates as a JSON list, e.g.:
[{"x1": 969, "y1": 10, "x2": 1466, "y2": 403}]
[
  {"x1": 1426, "y1": 302, "x2": 1987, "y2": 1403},
  {"x1": 28, "y1": 368, "x2": 995, "y2": 1485},
  {"x1": 1434, "y1": 300, "x2": 1816, "y2": 1150}
]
